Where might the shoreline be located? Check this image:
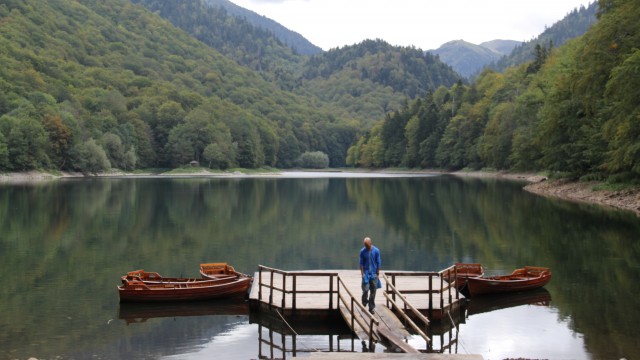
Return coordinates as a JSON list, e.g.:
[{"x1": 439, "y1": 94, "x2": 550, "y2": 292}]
[{"x1": 2, "y1": 169, "x2": 639, "y2": 216}]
